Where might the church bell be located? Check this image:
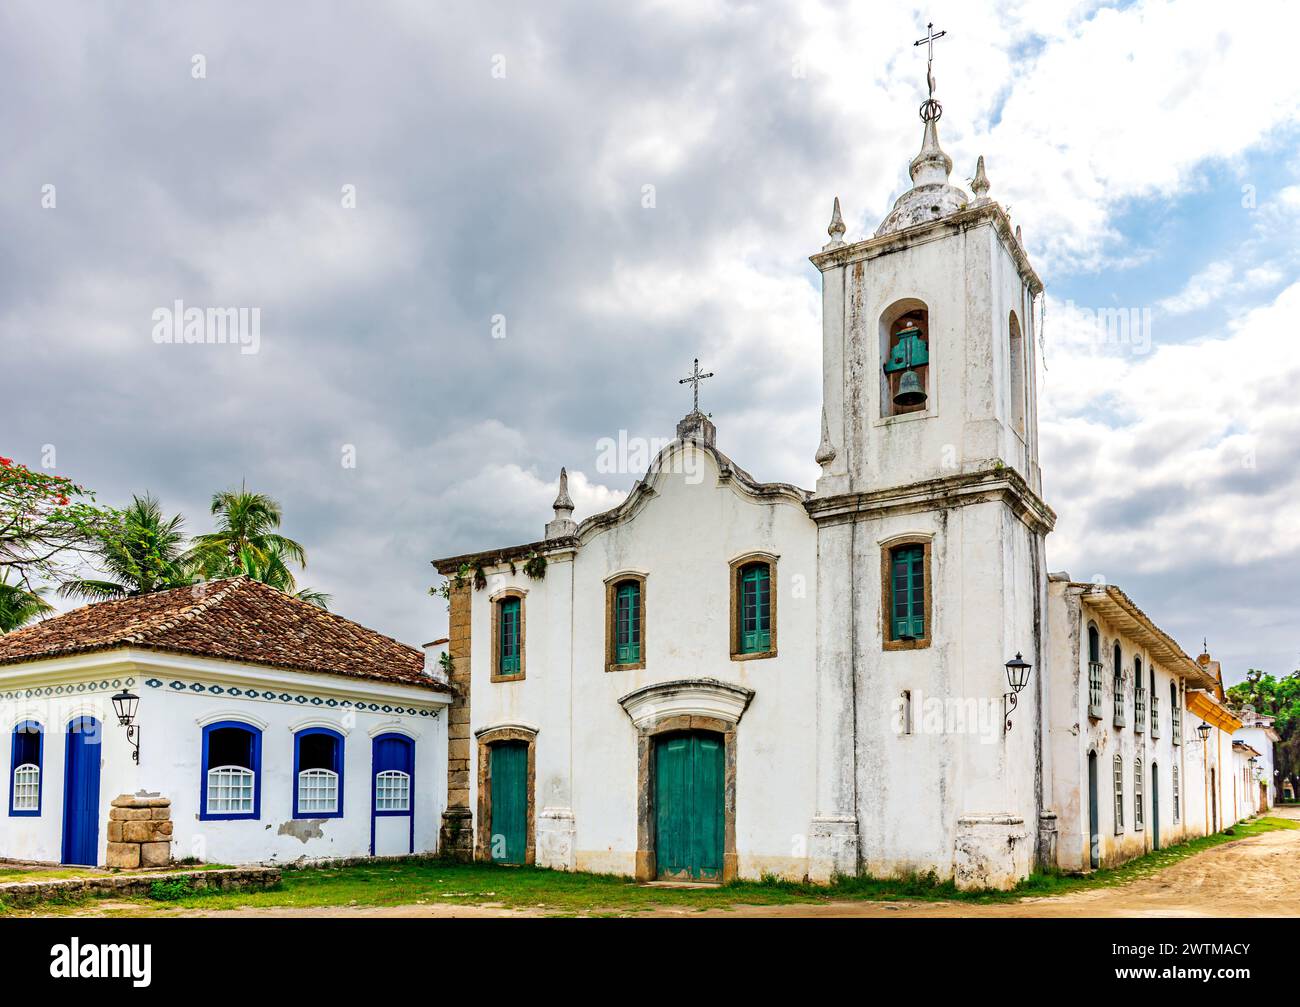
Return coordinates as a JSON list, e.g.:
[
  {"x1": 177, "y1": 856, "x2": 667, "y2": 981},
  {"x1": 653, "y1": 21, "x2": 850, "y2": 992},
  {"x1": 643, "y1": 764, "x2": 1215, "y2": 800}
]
[
  {"x1": 884, "y1": 322, "x2": 929, "y2": 409},
  {"x1": 893, "y1": 367, "x2": 926, "y2": 408}
]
